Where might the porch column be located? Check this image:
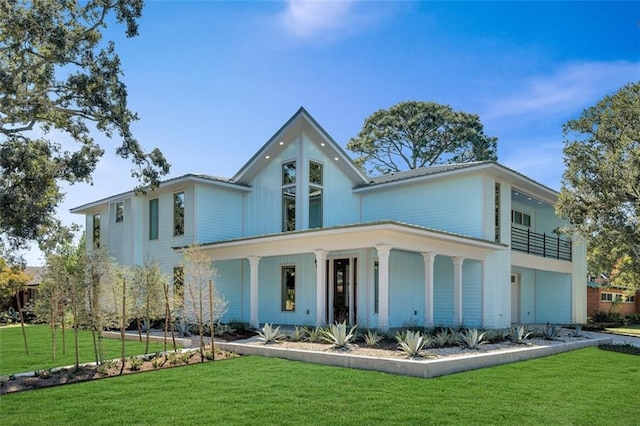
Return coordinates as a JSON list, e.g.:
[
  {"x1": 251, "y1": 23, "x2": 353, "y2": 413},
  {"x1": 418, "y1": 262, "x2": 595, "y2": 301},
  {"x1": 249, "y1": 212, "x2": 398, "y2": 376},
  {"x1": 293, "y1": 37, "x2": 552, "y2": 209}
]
[
  {"x1": 348, "y1": 258, "x2": 355, "y2": 325},
  {"x1": 247, "y1": 256, "x2": 260, "y2": 329},
  {"x1": 453, "y1": 256, "x2": 465, "y2": 326},
  {"x1": 375, "y1": 244, "x2": 392, "y2": 331},
  {"x1": 422, "y1": 252, "x2": 437, "y2": 328},
  {"x1": 314, "y1": 250, "x2": 328, "y2": 327}
]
